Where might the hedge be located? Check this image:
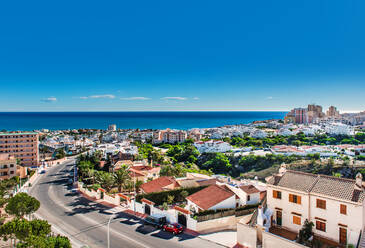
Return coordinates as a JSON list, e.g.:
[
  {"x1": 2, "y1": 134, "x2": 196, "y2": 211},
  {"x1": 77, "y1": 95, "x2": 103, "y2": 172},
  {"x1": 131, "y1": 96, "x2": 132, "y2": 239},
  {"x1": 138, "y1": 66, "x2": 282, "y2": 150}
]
[{"x1": 136, "y1": 186, "x2": 207, "y2": 206}]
